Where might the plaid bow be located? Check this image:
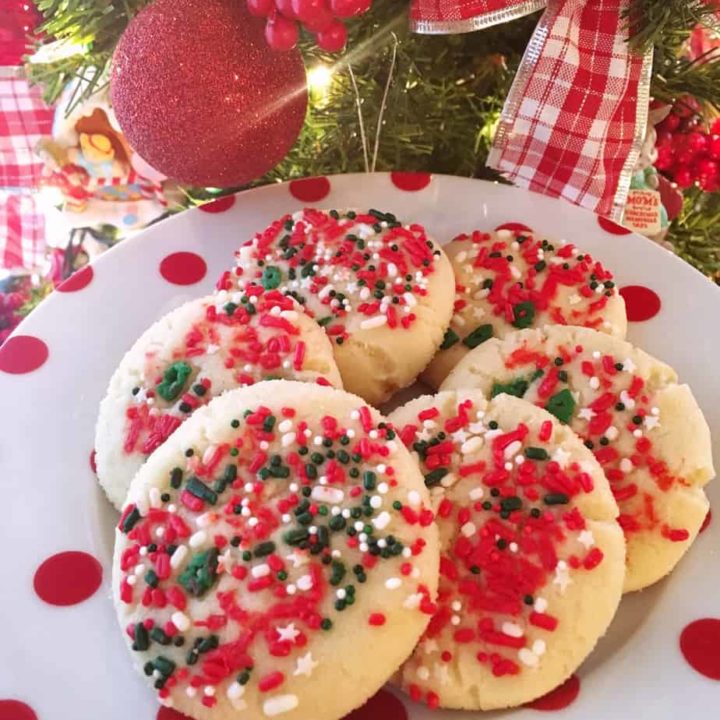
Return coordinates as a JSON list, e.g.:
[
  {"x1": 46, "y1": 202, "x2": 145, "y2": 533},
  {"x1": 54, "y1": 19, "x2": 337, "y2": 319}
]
[{"x1": 410, "y1": 0, "x2": 652, "y2": 221}]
